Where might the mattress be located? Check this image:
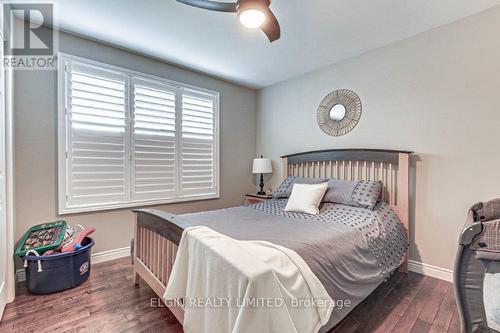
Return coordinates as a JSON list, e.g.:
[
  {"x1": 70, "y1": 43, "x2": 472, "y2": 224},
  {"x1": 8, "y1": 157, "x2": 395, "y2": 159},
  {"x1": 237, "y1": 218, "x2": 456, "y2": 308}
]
[{"x1": 180, "y1": 199, "x2": 408, "y2": 331}]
